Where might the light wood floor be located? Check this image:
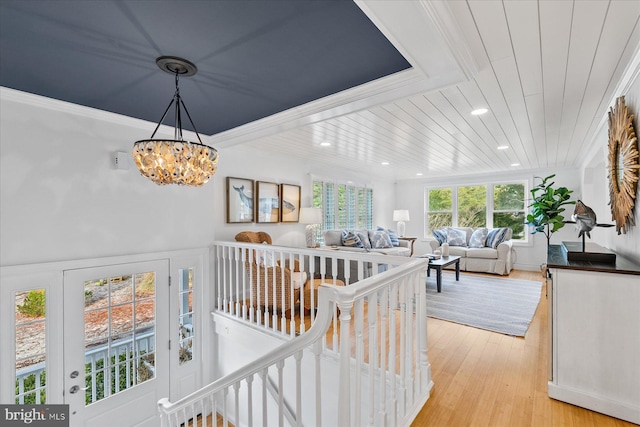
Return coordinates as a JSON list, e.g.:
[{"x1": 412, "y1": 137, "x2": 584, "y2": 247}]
[{"x1": 412, "y1": 269, "x2": 635, "y2": 427}]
